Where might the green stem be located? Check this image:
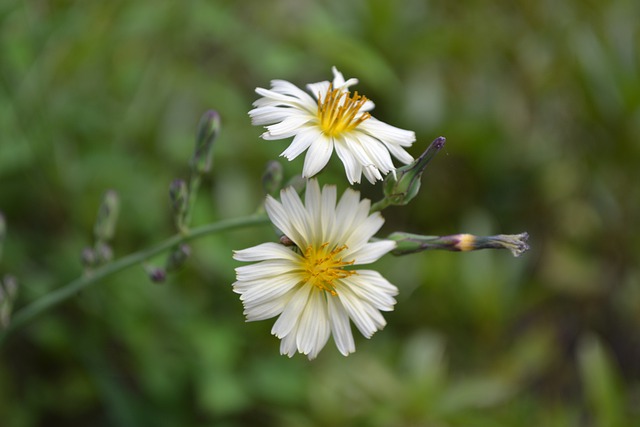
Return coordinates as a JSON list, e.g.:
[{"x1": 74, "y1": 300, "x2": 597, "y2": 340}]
[
  {"x1": 0, "y1": 213, "x2": 269, "y2": 346},
  {"x1": 370, "y1": 198, "x2": 392, "y2": 213}
]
